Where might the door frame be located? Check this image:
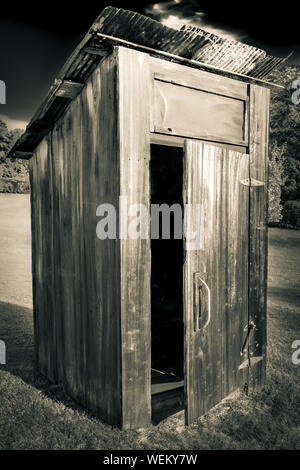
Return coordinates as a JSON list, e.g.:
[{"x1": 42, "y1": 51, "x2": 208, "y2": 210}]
[{"x1": 149, "y1": 134, "x2": 250, "y2": 425}]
